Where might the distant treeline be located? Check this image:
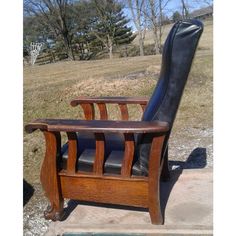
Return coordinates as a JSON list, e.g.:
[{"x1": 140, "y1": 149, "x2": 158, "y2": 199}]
[
  {"x1": 24, "y1": 0, "x2": 137, "y2": 61},
  {"x1": 23, "y1": 0, "x2": 213, "y2": 63}
]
